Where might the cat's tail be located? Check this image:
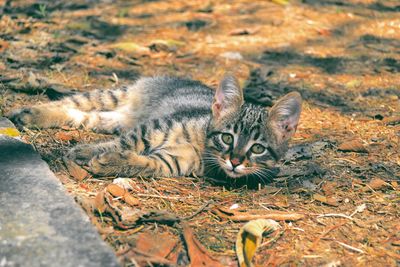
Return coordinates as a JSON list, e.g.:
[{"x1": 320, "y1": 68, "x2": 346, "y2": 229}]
[
  {"x1": 7, "y1": 85, "x2": 133, "y2": 130},
  {"x1": 57, "y1": 85, "x2": 131, "y2": 112}
]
